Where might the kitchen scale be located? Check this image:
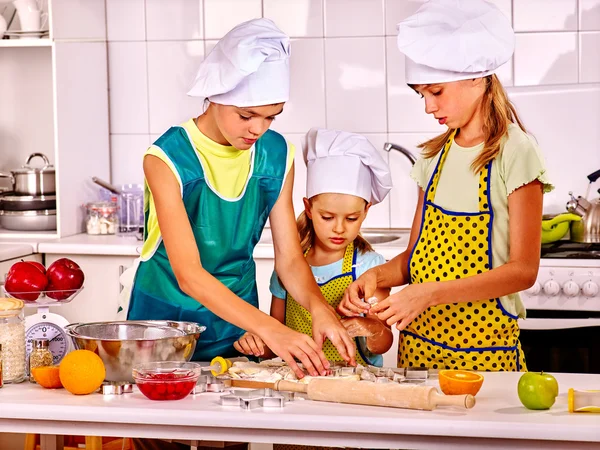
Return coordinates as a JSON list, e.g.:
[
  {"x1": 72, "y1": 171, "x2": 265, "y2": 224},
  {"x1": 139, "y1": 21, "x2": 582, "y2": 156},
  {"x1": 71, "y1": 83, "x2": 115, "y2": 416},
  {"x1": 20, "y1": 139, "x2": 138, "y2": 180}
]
[{"x1": 2, "y1": 287, "x2": 83, "y2": 375}]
